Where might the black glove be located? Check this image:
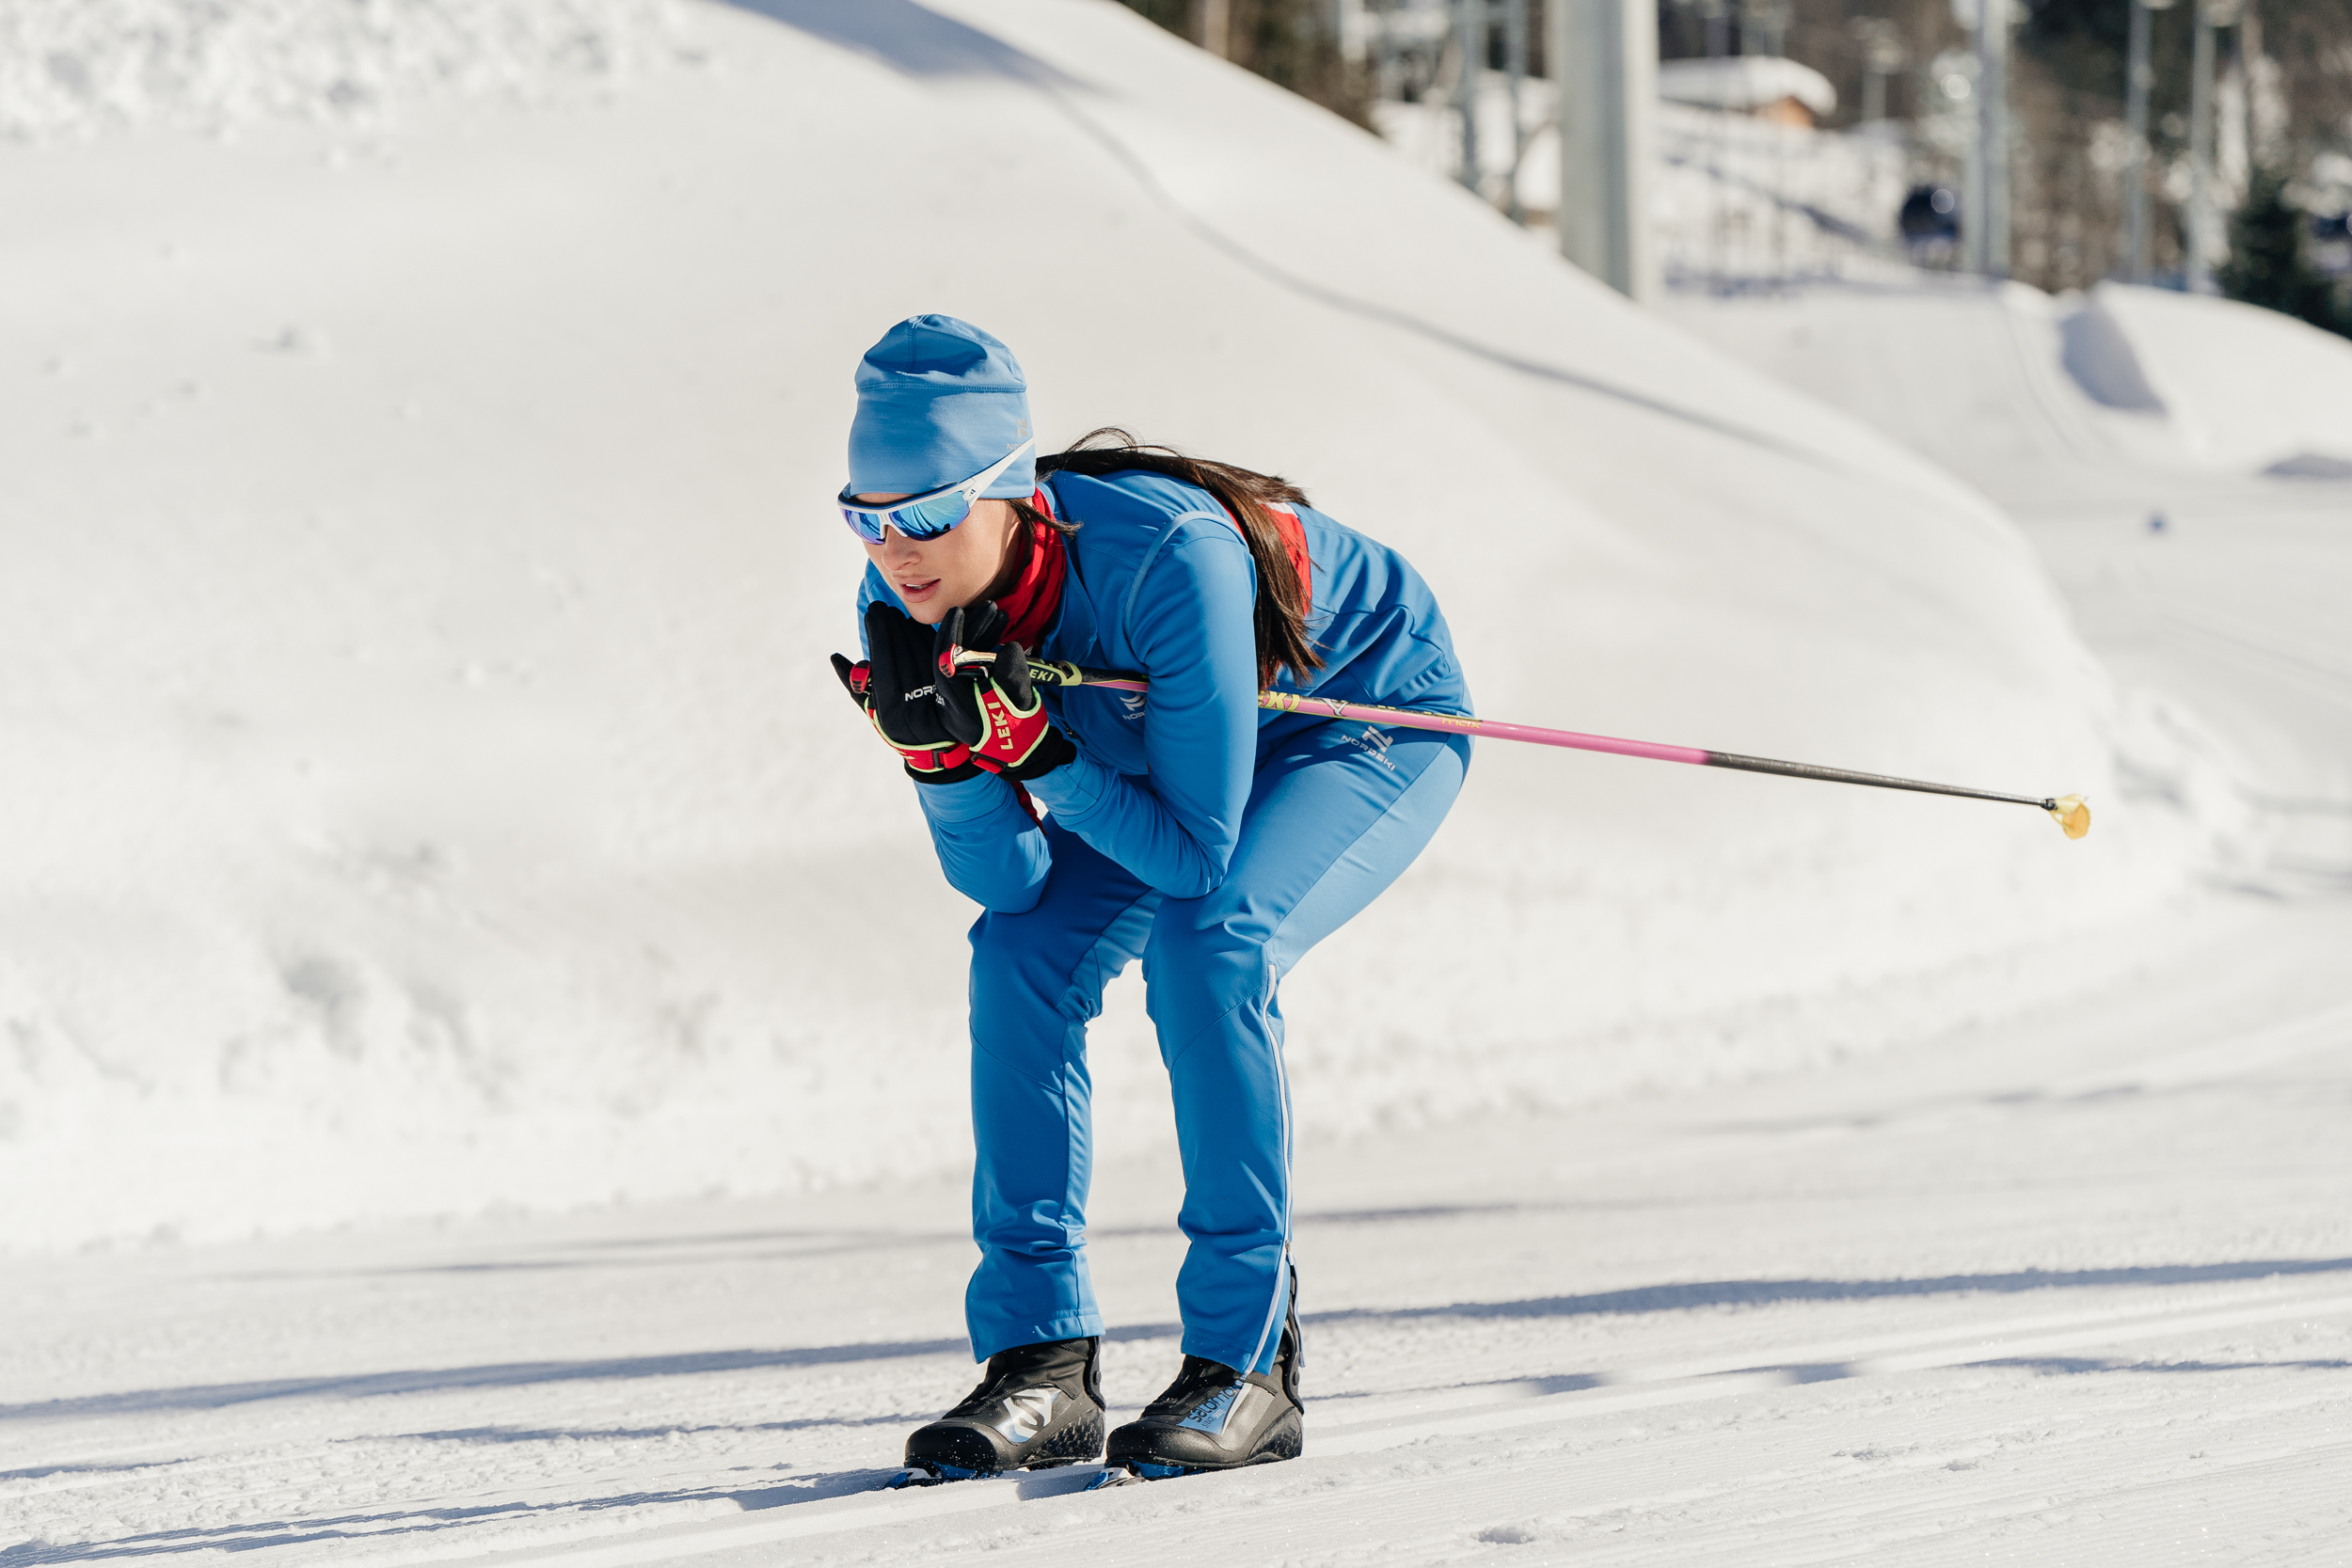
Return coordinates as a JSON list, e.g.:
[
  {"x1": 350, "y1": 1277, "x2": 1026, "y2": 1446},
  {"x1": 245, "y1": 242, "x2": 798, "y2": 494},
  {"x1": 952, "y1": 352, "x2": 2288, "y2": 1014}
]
[
  {"x1": 934, "y1": 602, "x2": 1077, "y2": 784},
  {"x1": 830, "y1": 602, "x2": 982, "y2": 784}
]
